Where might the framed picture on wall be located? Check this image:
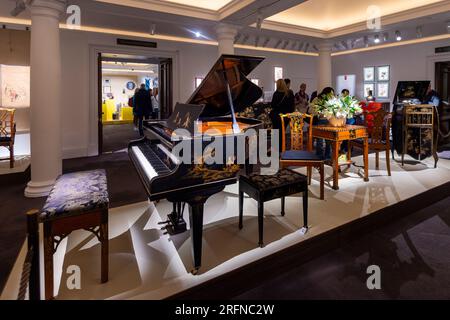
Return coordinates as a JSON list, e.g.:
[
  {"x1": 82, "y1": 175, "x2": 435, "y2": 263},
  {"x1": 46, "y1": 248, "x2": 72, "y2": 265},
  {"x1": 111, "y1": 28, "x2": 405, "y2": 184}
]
[
  {"x1": 377, "y1": 82, "x2": 389, "y2": 98},
  {"x1": 103, "y1": 86, "x2": 111, "y2": 94},
  {"x1": 363, "y1": 83, "x2": 375, "y2": 97},
  {"x1": 377, "y1": 65, "x2": 390, "y2": 81},
  {"x1": 126, "y1": 81, "x2": 136, "y2": 90},
  {"x1": 363, "y1": 67, "x2": 375, "y2": 82}
]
